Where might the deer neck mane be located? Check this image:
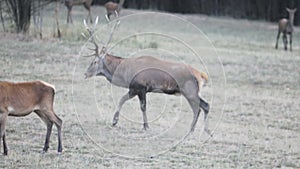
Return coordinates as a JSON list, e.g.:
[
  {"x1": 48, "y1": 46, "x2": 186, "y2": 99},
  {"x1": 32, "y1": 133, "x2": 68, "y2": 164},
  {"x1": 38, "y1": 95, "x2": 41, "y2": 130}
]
[
  {"x1": 286, "y1": 15, "x2": 294, "y2": 33},
  {"x1": 288, "y1": 14, "x2": 295, "y2": 26},
  {"x1": 102, "y1": 54, "x2": 124, "y2": 82}
]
